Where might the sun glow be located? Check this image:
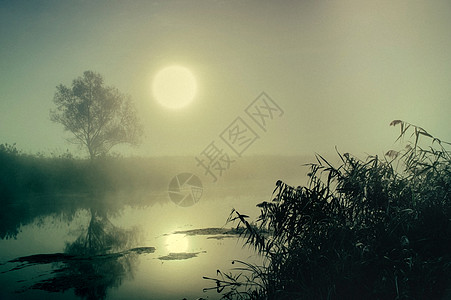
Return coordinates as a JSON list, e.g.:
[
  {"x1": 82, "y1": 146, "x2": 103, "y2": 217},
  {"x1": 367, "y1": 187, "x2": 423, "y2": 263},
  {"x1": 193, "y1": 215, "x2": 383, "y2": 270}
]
[
  {"x1": 152, "y1": 65, "x2": 197, "y2": 109},
  {"x1": 165, "y1": 234, "x2": 189, "y2": 253}
]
